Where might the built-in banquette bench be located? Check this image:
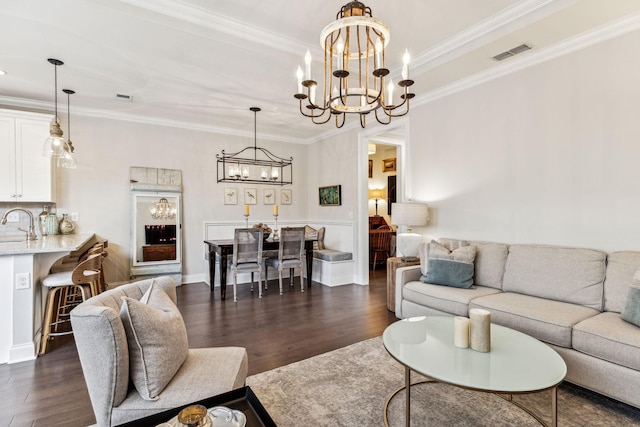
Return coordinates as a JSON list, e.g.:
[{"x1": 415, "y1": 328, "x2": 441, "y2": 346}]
[{"x1": 203, "y1": 221, "x2": 354, "y2": 287}]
